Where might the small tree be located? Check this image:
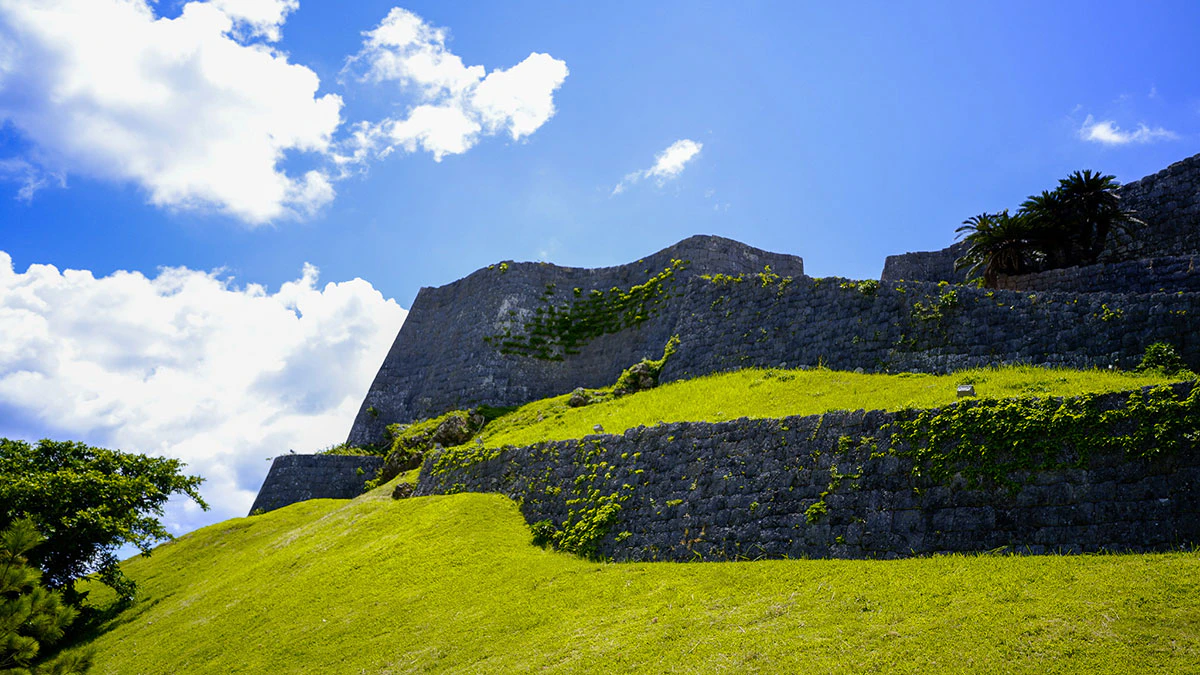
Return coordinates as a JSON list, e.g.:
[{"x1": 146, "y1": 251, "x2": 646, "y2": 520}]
[
  {"x1": 0, "y1": 519, "x2": 93, "y2": 674},
  {"x1": 954, "y1": 210, "x2": 1039, "y2": 286},
  {"x1": 0, "y1": 439, "x2": 208, "y2": 603}
]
